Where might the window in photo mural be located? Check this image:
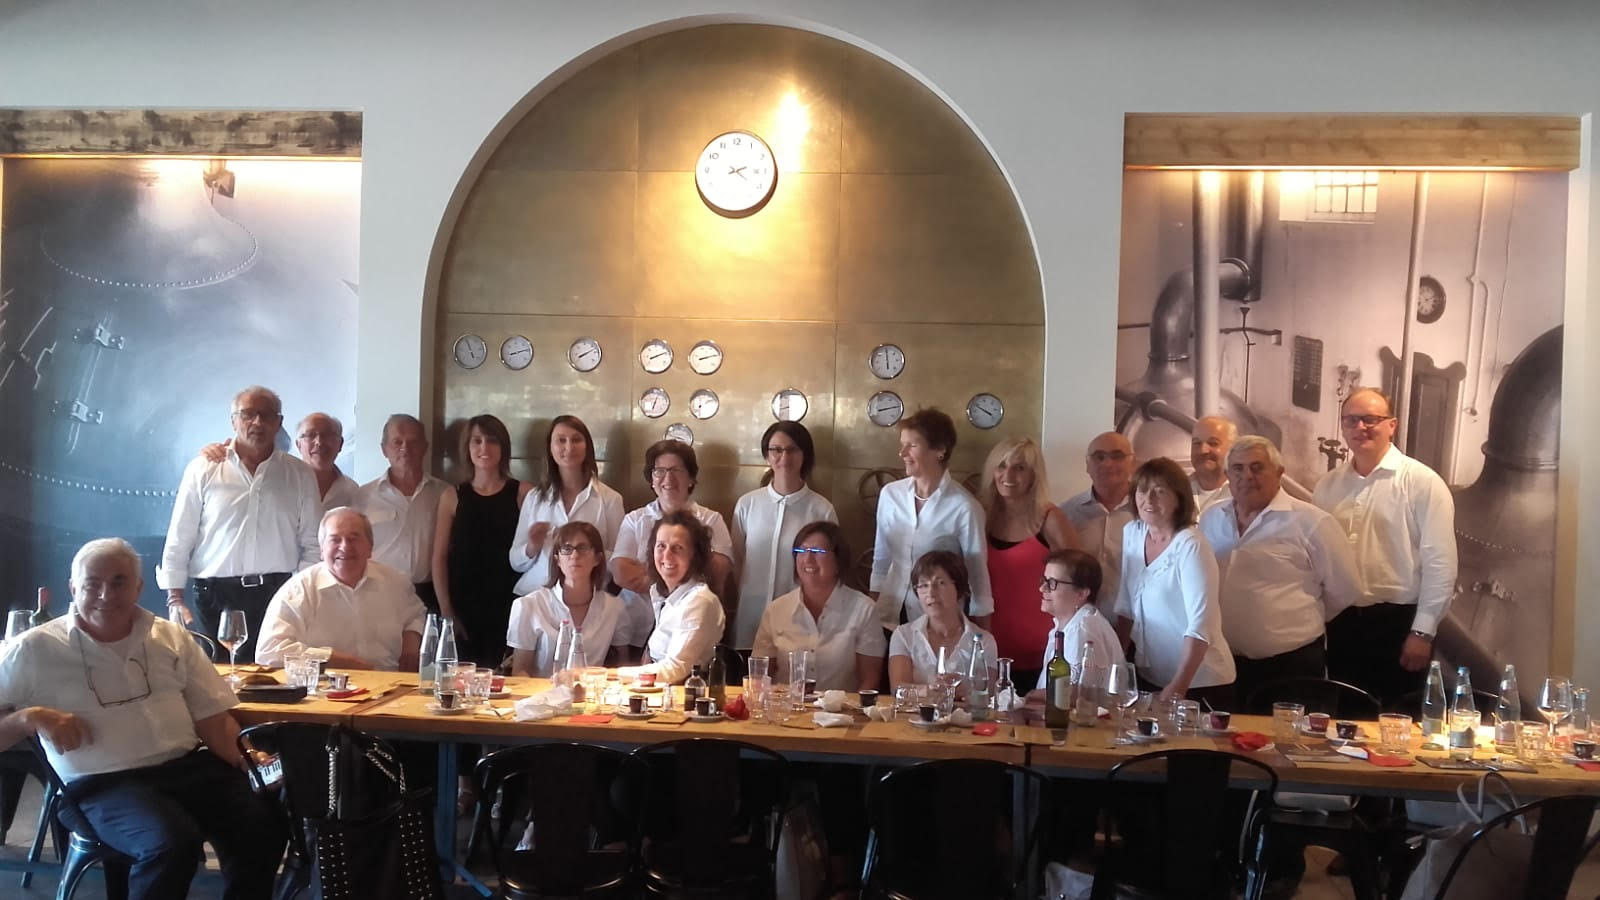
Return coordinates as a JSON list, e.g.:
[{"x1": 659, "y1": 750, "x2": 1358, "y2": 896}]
[
  {"x1": 0, "y1": 157, "x2": 361, "y2": 613},
  {"x1": 1114, "y1": 168, "x2": 1565, "y2": 701}
]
